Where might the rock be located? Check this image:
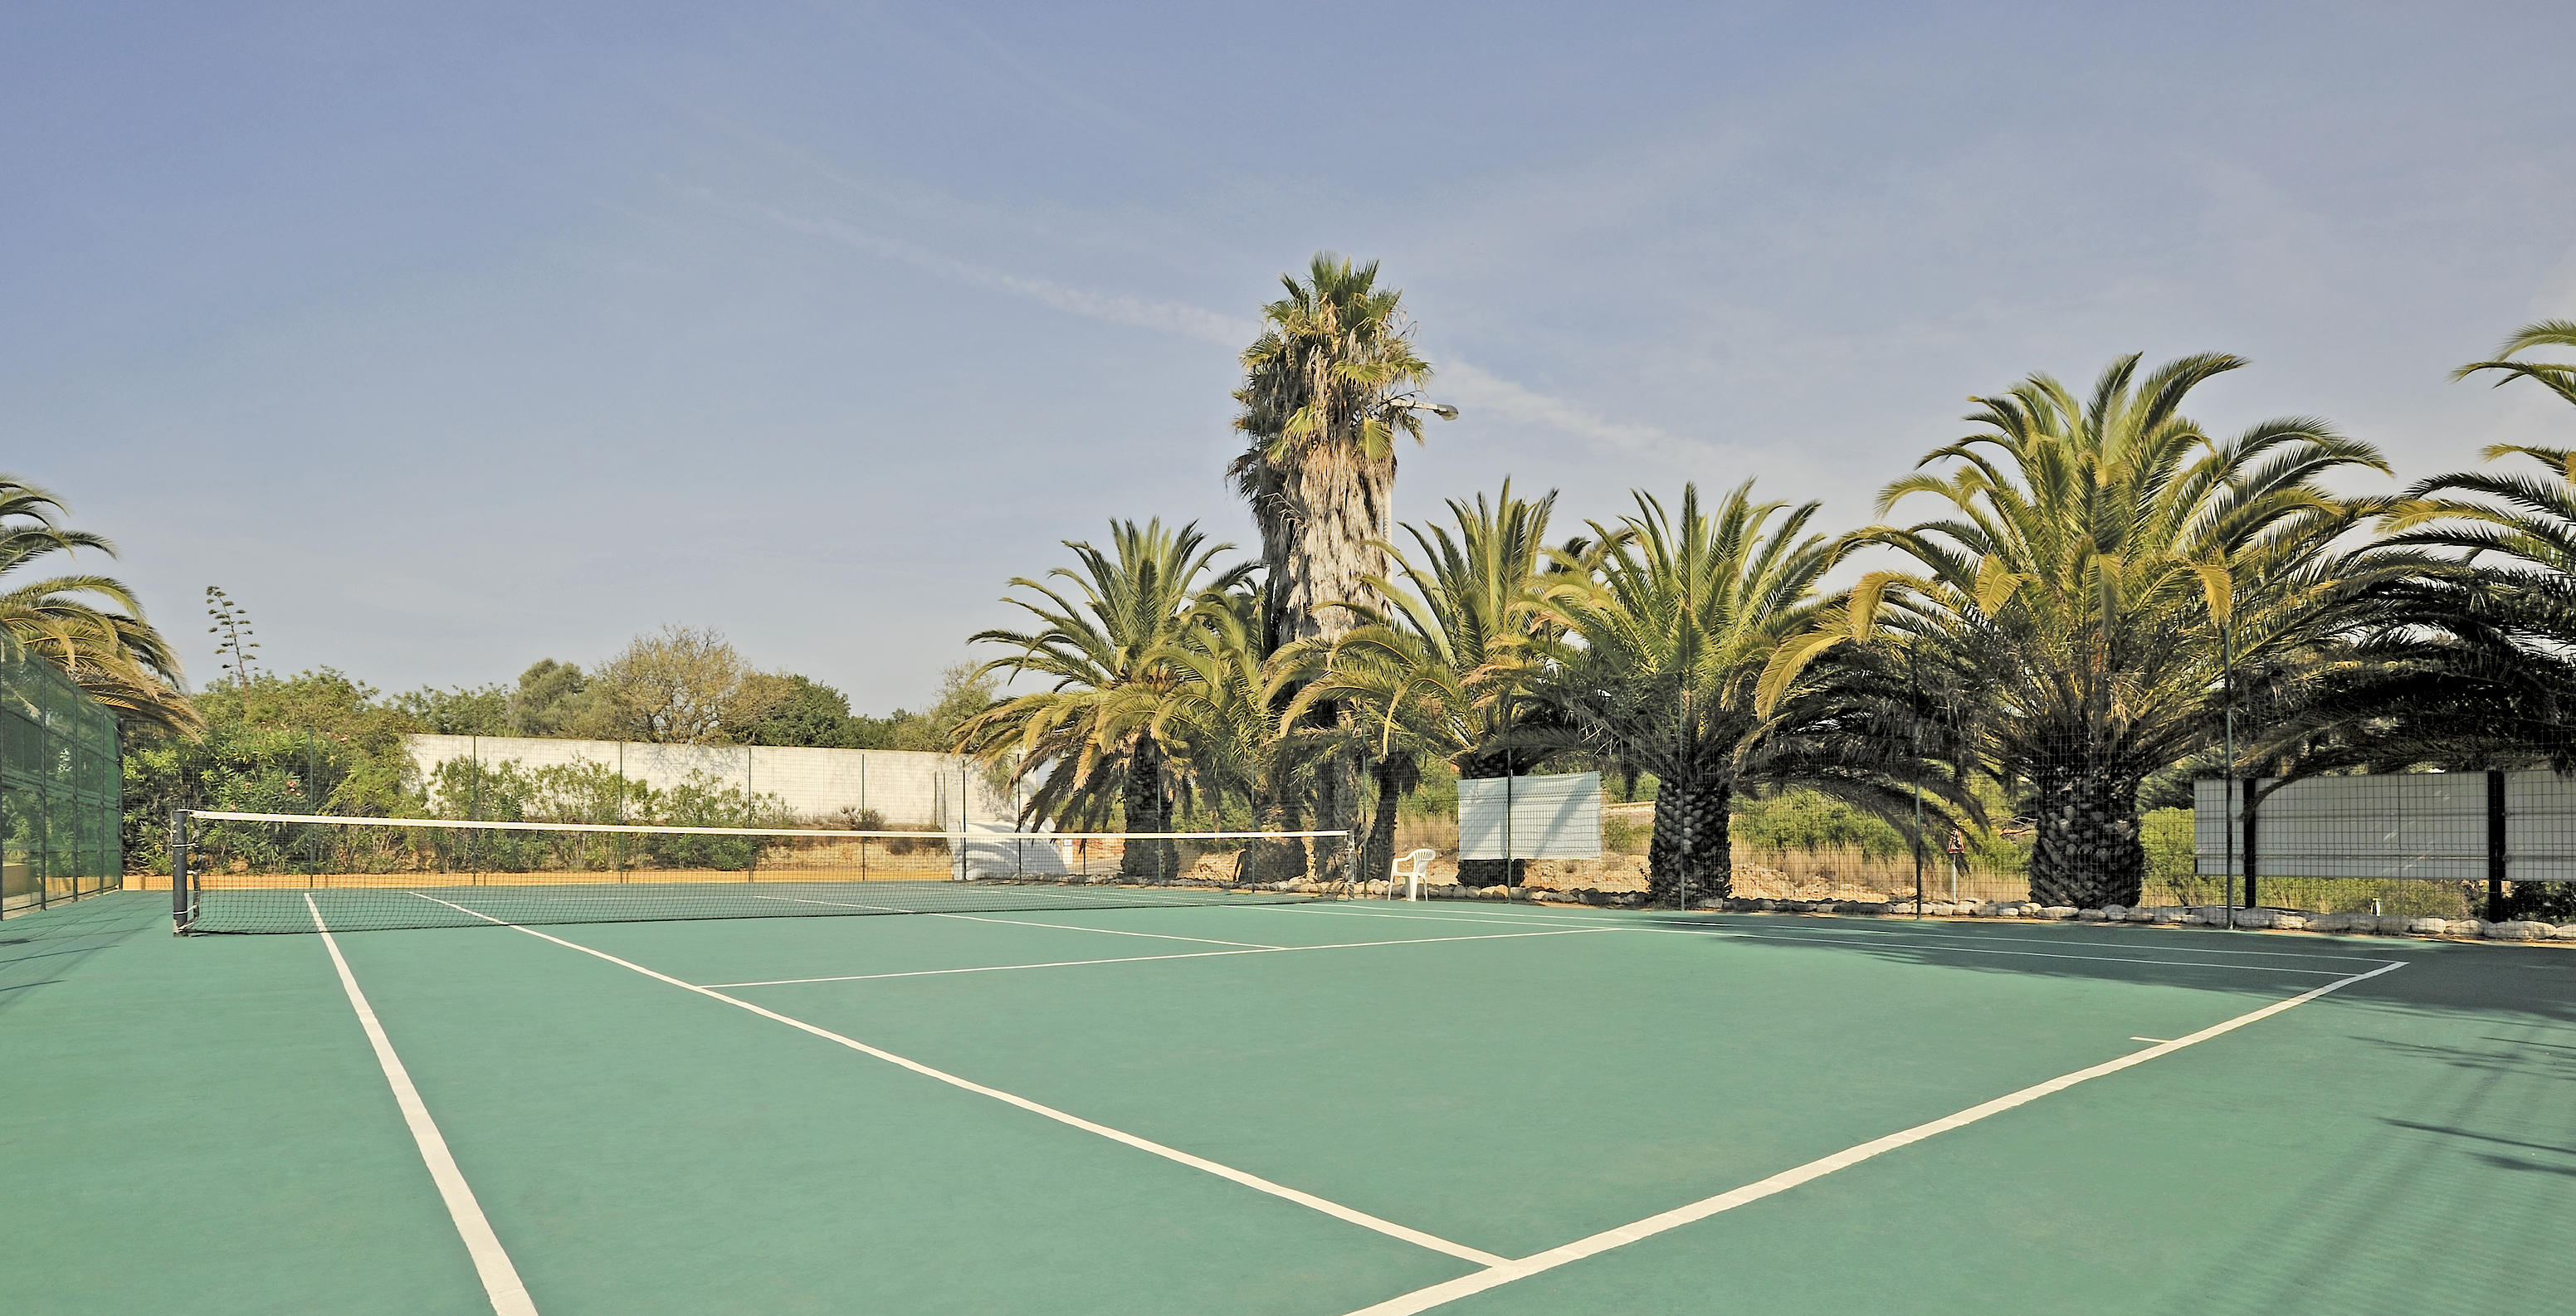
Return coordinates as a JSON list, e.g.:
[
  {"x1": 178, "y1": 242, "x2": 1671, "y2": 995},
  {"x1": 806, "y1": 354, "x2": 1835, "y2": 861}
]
[
  {"x1": 2486, "y1": 921, "x2": 2555, "y2": 941},
  {"x1": 2077, "y1": 909, "x2": 2108, "y2": 922},
  {"x1": 2374, "y1": 915, "x2": 2412, "y2": 934},
  {"x1": 2306, "y1": 913, "x2": 2349, "y2": 933},
  {"x1": 2125, "y1": 908, "x2": 2159, "y2": 923},
  {"x1": 2555, "y1": 924, "x2": 2576, "y2": 941},
  {"x1": 2150, "y1": 907, "x2": 2187, "y2": 924},
  {"x1": 2405, "y1": 918, "x2": 2448, "y2": 936},
  {"x1": 2273, "y1": 914, "x2": 2308, "y2": 932},
  {"x1": 2451, "y1": 919, "x2": 2486, "y2": 938},
  {"x1": 1852, "y1": 902, "x2": 1891, "y2": 914},
  {"x1": 2042, "y1": 906, "x2": 2079, "y2": 919},
  {"x1": 2232, "y1": 908, "x2": 2277, "y2": 929}
]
